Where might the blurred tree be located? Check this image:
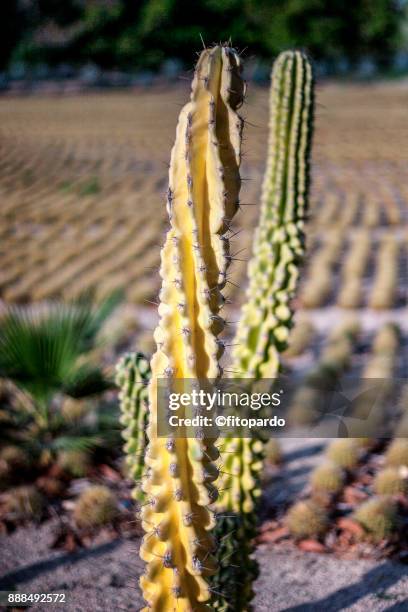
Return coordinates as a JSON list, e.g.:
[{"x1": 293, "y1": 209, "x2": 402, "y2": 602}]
[
  {"x1": 0, "y1": 1, "x2": 26, "y2": 70},
  {"x1": 36, "y1": 0, "x2": 83, "y2": 25},
  {"x1": 6, "y1": 0, "x2": 407, "y2": 71},
  {"x1": 133, "y1": 0, "x2": 404, "y2": 68},
  {"x1": 73, "y1": 1, "x2": 144, "y2": 68}
]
